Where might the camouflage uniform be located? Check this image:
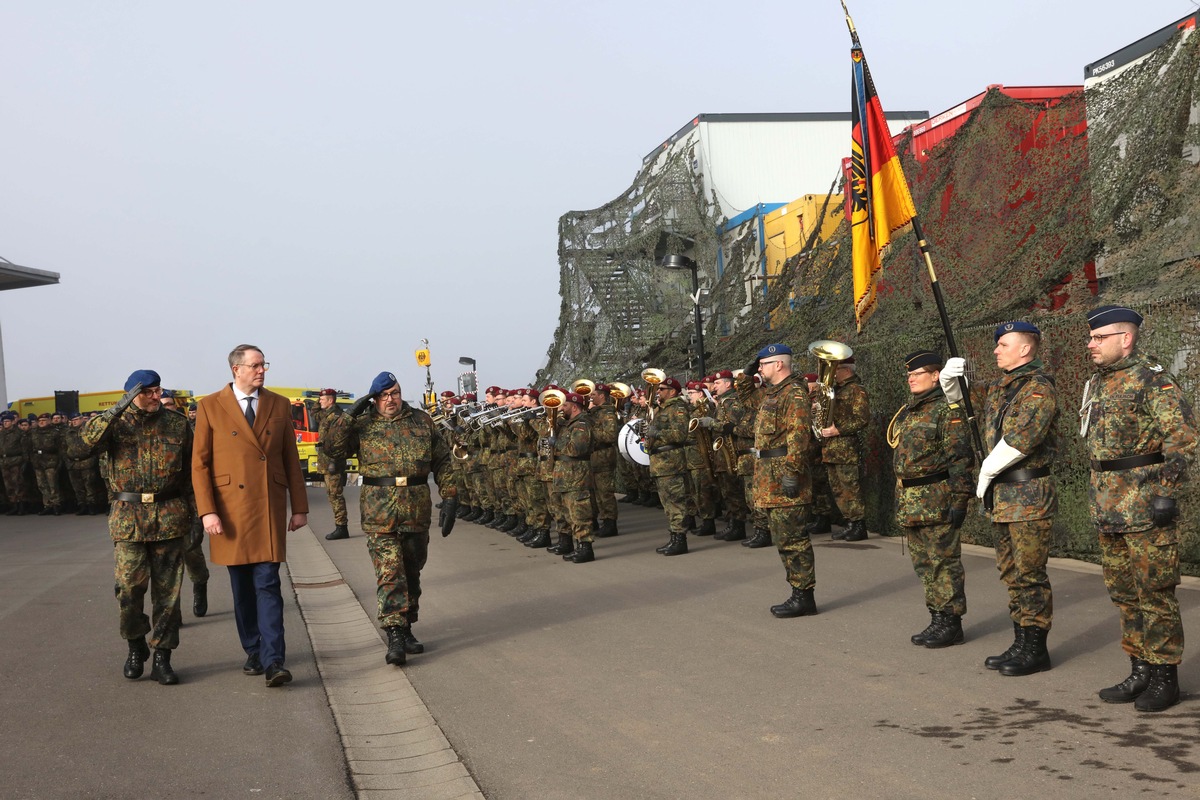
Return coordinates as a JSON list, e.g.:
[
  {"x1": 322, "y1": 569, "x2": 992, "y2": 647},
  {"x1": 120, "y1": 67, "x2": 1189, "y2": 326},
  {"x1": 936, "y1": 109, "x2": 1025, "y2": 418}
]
[
  {"x1": 61, "y1": 422, "x2": 106, "y2": 511},
  {"x1": 29, "y1": 422, "x2": 64, "y2": 509},
  {"x1": 325, "y1": 401, "x2": 455, "y2": 628},
  {"x1": 1, "y1": 420, "x2": 32, "y2": 507},
  {"x1": 82, "y1": 405, "x2": 193, "y2": 651},
  {"x1": 814, "y1": 372, "x2": 870, "y2": 524},
  {"x1": 891, "y1": 388, "x2": 973, "y2": 616},
  {"x1": 687, "y1": 399, "x2": 718, "y2": 523},
  {"x1": 734, "y1": 376, "x2": 768, "y2": 536},
  {"x1": 713, "y1": 391, "x2": 749, "y2": 527},
  {"x1": 588, "y1": 399, "x2": 619, "y2": 528},
  {"x1": 1084, "y1": 351, "x2": 1197, "y2": 665},
  {"x1": 313, "y1": 404, "x2": 349, "y2": 527},
  {"x1": 511, "y1": 413, "x2": 547, "y2": 532},
  {"x1": 534, "y1": 414, "x2": 564, "y2": 533},
  {"x1": 646, "y1": 395, "x2": 692, "y2": 534},
  {"x1": 981, "y1": 359, "x2": 1058, "y2": 631},
  {"x1": 553, "y1": 411, "x2": 594, "y2": 543},
  {"x1": 753, "y1": 372, "x2": 815, "y2": 588}
]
